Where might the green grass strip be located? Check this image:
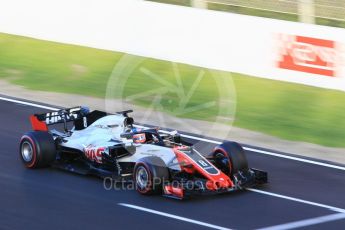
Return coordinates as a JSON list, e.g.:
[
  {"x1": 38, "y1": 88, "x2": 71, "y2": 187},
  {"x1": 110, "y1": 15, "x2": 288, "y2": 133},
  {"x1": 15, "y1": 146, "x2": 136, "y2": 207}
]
[{"x1": 1, "y1": 33, "x2": 345, "y2": 147}]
